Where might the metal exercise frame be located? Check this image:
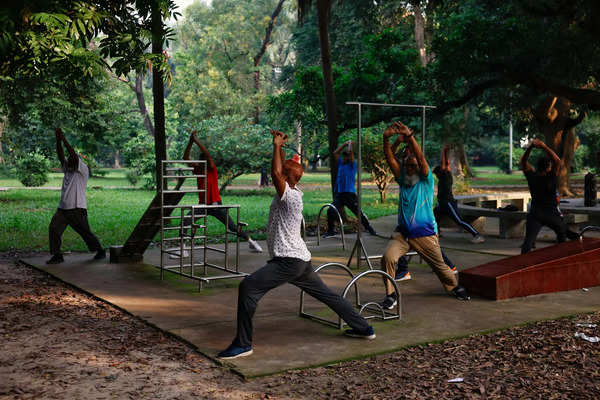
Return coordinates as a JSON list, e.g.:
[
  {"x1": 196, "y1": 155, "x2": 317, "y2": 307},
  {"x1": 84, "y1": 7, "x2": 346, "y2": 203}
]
[
  {"x1": 316, "y1": 203, "x2": 346, "y2": 249},
  {"x1": 159, "y1": 160, "x2": 247, "y2": 289},
  {"x1": 299, "y1": 262, "x2": 401, "y2": 329},
  {"x1": 345, "y1": 101, "x2": 436, "y2": 270}
]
